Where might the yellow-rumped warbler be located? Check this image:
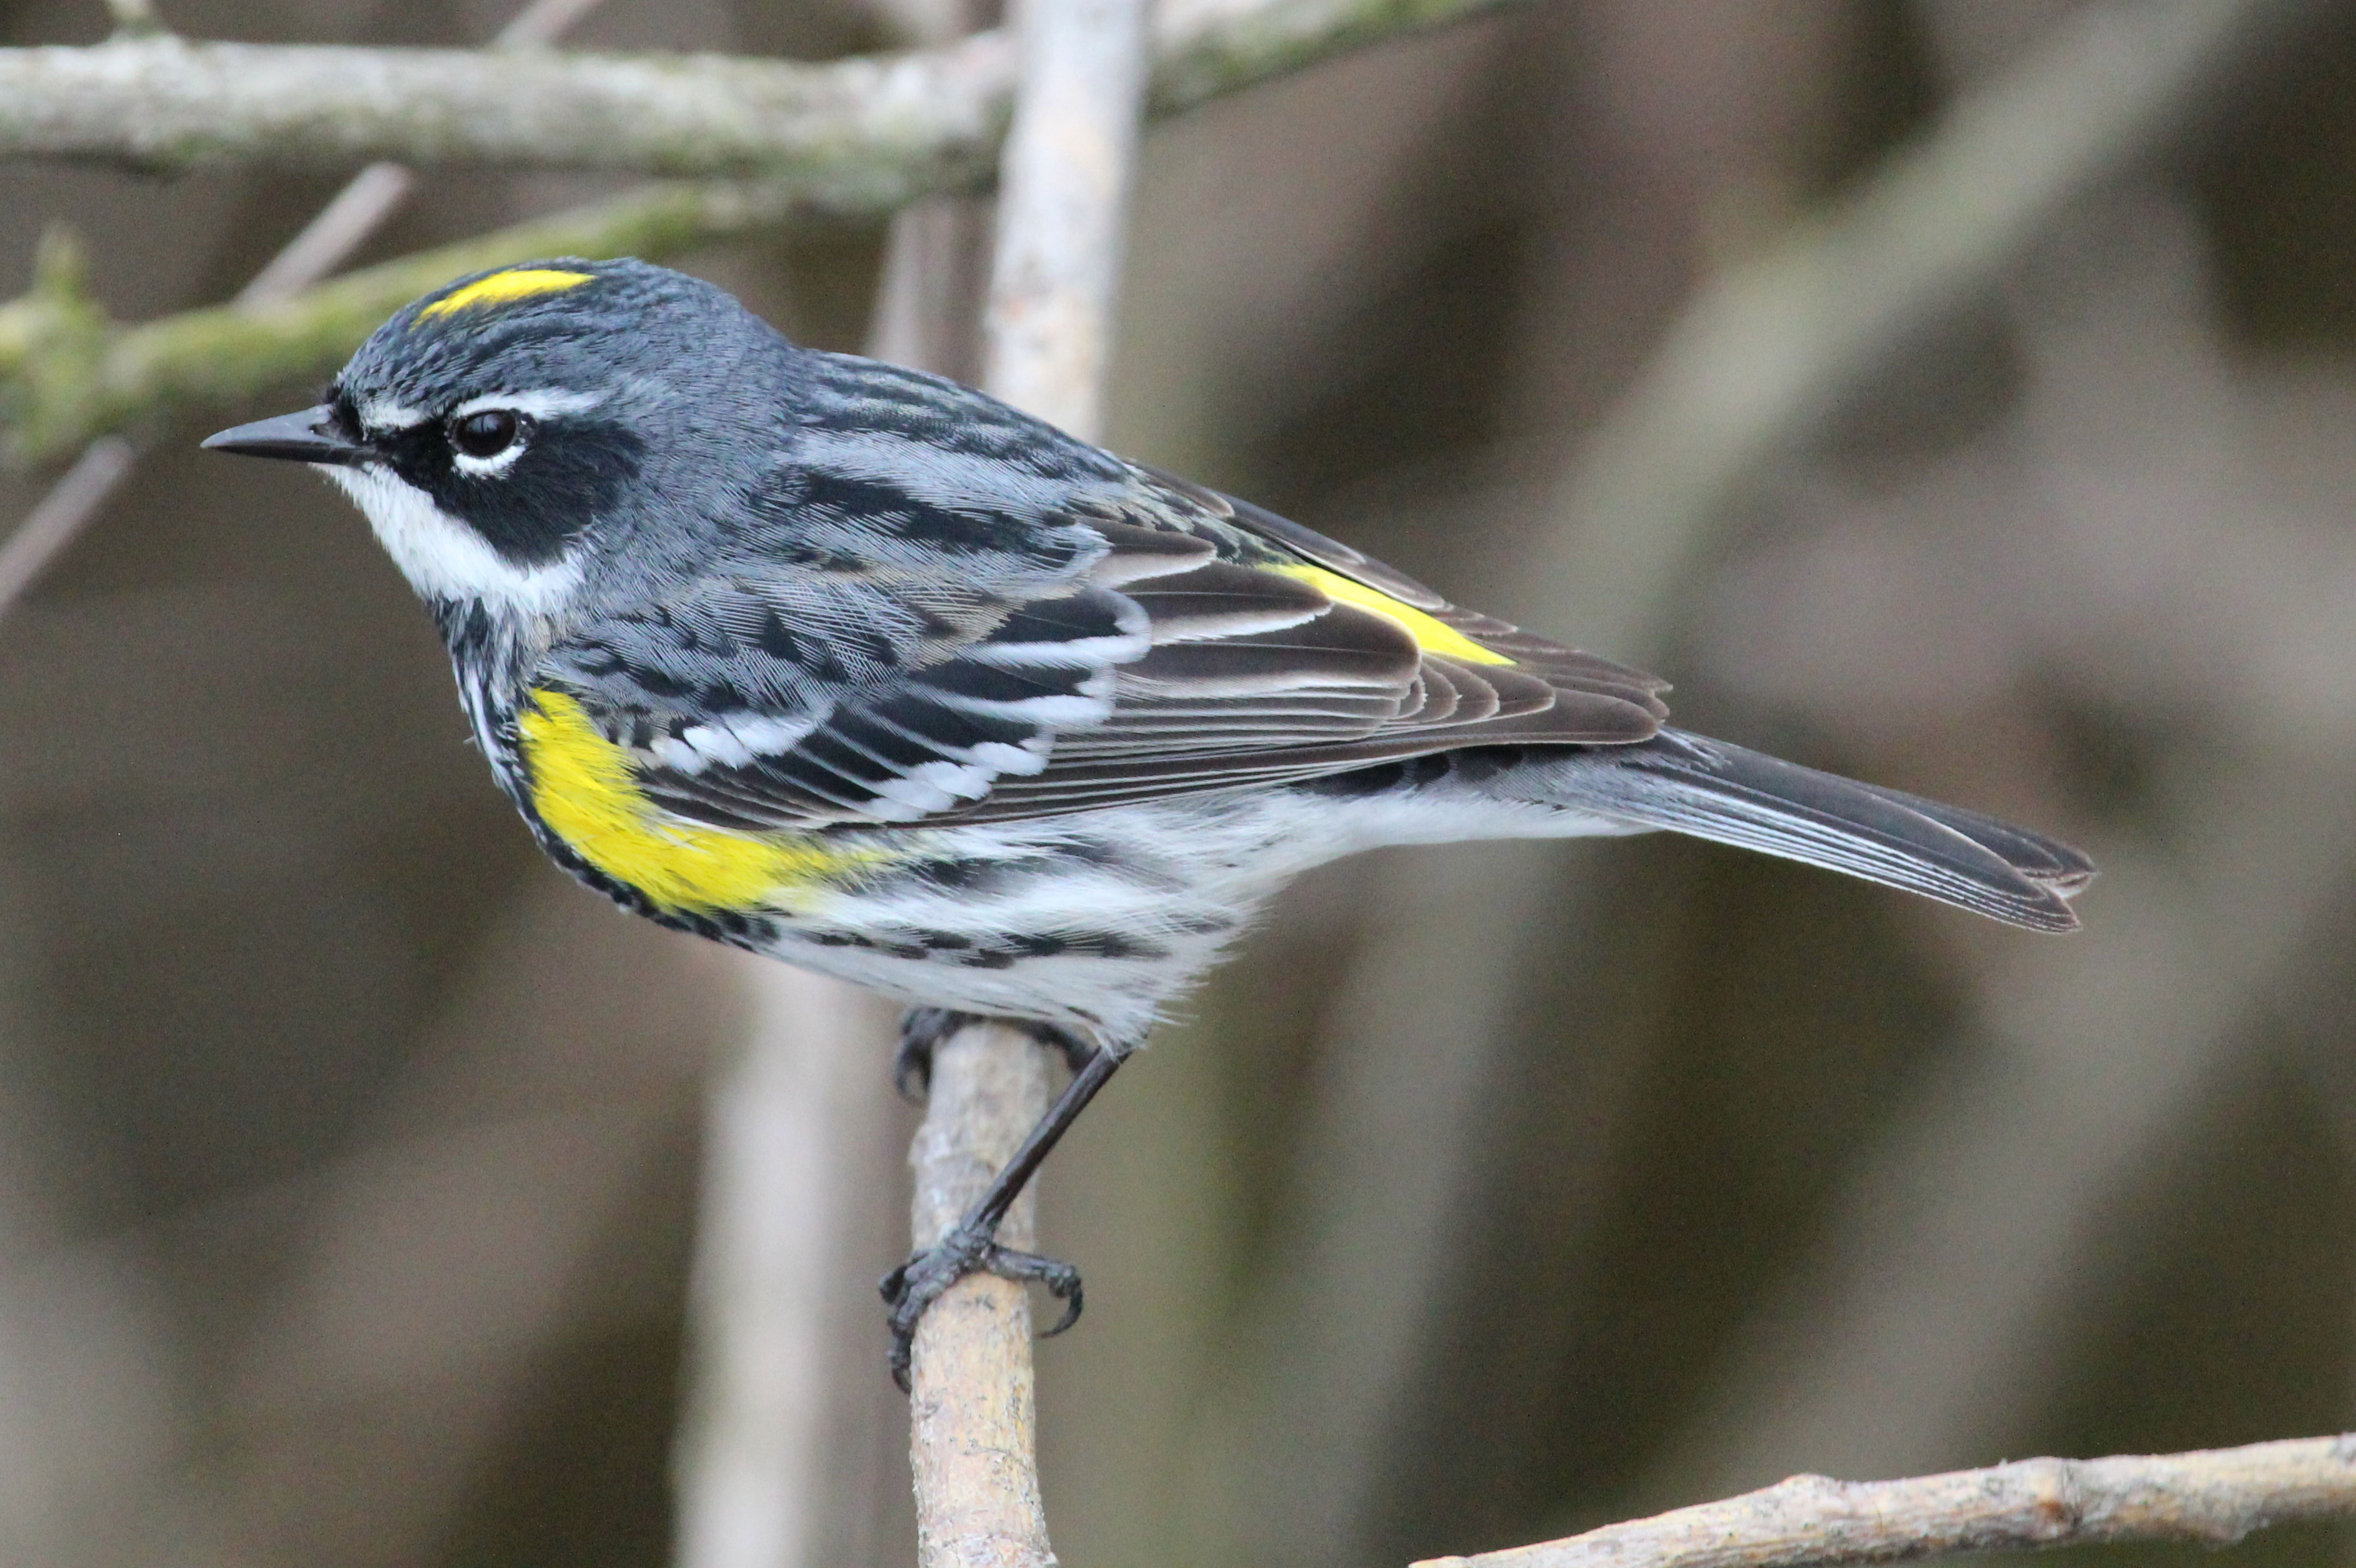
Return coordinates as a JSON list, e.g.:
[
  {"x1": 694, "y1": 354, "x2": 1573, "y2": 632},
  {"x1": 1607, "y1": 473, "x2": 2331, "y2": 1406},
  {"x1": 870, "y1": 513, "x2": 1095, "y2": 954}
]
[{"x1": 205, "y1": 257, "x2": 2091, "y2": 1380}]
